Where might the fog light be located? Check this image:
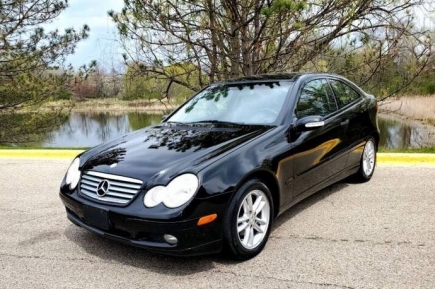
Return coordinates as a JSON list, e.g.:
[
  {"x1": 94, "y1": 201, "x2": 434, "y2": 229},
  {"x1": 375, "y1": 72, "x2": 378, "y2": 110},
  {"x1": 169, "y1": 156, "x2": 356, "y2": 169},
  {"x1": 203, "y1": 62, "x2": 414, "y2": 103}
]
[{"x1": 164, "y1": 234, "x2": 178, "y2": 245}]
